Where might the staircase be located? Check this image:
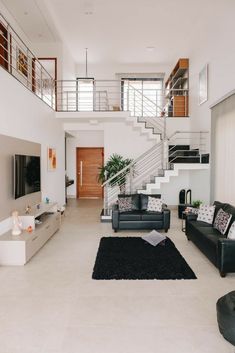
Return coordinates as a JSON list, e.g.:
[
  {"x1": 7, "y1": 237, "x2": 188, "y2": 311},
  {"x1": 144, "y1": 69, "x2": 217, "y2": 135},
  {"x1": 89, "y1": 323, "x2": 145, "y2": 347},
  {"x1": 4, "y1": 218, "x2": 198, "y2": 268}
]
[{"x1": 102, "y1": 130, "x2": 209, "y2": 215}]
